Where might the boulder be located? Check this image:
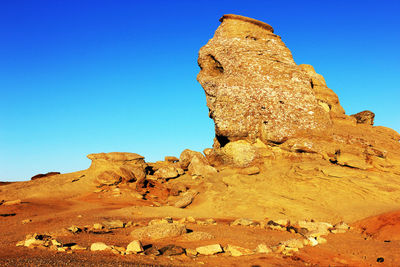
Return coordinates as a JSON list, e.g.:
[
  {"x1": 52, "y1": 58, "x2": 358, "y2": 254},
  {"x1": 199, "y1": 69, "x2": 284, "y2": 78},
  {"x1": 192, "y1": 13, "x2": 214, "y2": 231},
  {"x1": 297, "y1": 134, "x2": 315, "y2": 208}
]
[
  {"x1": 256, "y1": 244, "x2": 272, "y2": 254},
  {"x1": 102, "y1": 219, "x2": 124, "y2": 229},
  {"x1": 179, "y1": 149, "x2": 207, "y2": 169},
  {"x1": 87, "y1": 152, "x2": 147, "y2": 187},
  {"x1": 154, "y1": 166, "x2": 179, "y2": 179},
  {"x1": 217, "y1": 140, "x2": 259, "y2": 167},
  {"x1": 130, "y1": 223, "x2": 186, "y2": 240},
  {"x1": 165, "y1": 156, "x2": 179, "y2": 163}
]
